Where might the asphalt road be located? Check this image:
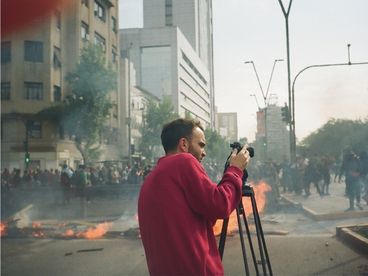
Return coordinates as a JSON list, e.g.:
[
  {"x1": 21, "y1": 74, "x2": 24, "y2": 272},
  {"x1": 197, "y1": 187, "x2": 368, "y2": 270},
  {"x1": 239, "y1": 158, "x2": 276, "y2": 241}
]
[{"x1": 1, "y1": 183, "x2": 368, "y2": 276}]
